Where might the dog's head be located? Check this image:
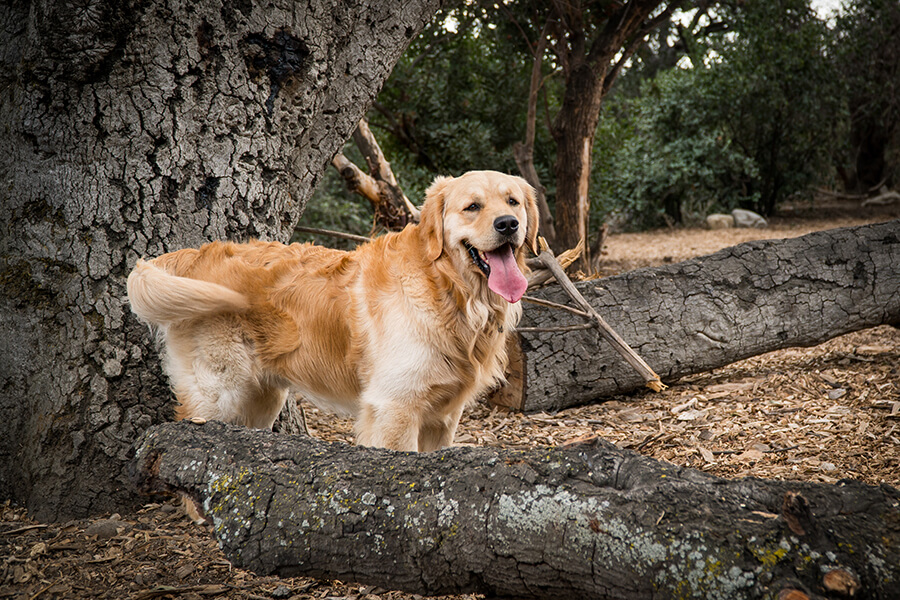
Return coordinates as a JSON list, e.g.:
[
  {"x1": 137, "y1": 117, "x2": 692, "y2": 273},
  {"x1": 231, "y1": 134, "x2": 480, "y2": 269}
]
[{"x1": 419, "y1": 171, "x2": 538, "y2": 303}]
